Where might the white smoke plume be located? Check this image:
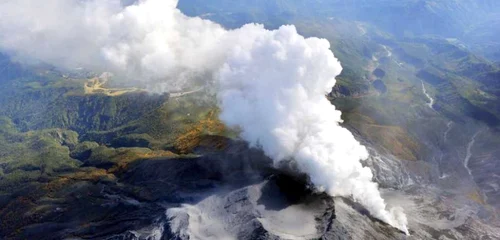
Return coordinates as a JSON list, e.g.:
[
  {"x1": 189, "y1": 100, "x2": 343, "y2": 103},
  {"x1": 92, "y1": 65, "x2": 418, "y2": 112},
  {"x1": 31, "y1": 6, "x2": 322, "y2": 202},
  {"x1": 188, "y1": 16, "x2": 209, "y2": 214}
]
[{"x1": 0, "y1": 0, "x2": 408, "y2": 234}]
